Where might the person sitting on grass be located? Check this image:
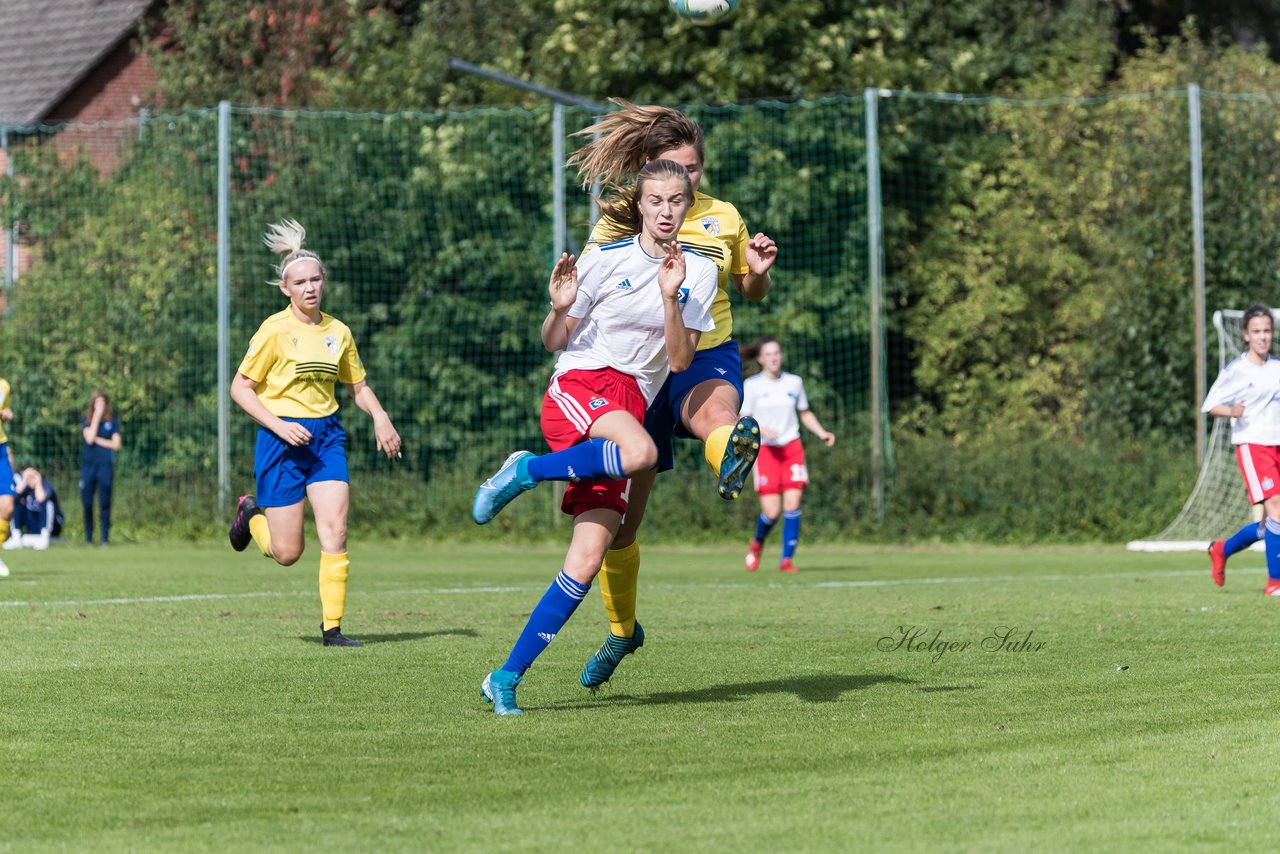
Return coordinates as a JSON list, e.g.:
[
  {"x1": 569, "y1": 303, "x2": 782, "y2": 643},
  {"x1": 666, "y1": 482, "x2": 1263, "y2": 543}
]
[{"x1": 9, "y1": 466, "x2": 63, "y2": 550}]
